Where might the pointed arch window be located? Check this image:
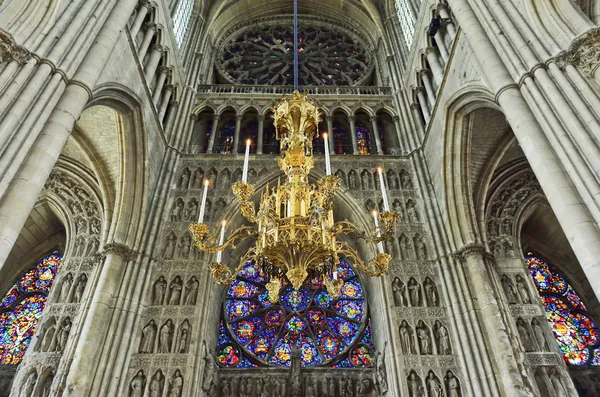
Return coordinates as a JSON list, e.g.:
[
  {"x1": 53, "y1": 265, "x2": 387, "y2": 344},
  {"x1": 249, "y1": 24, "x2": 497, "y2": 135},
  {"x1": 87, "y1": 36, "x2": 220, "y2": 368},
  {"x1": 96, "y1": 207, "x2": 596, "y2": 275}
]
[
  {"x1": 217, "y1": 259, "x2": 375, "y2": 368},
  {"x1": 0, "y1": 251, "x2": 61, "y2": 364},
  {"x1": 526, "y1": 255, "x2": 600, "y2": 366},
  {"x1": 172, "y1": 0, "x2": 194, "y2": 48}
]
